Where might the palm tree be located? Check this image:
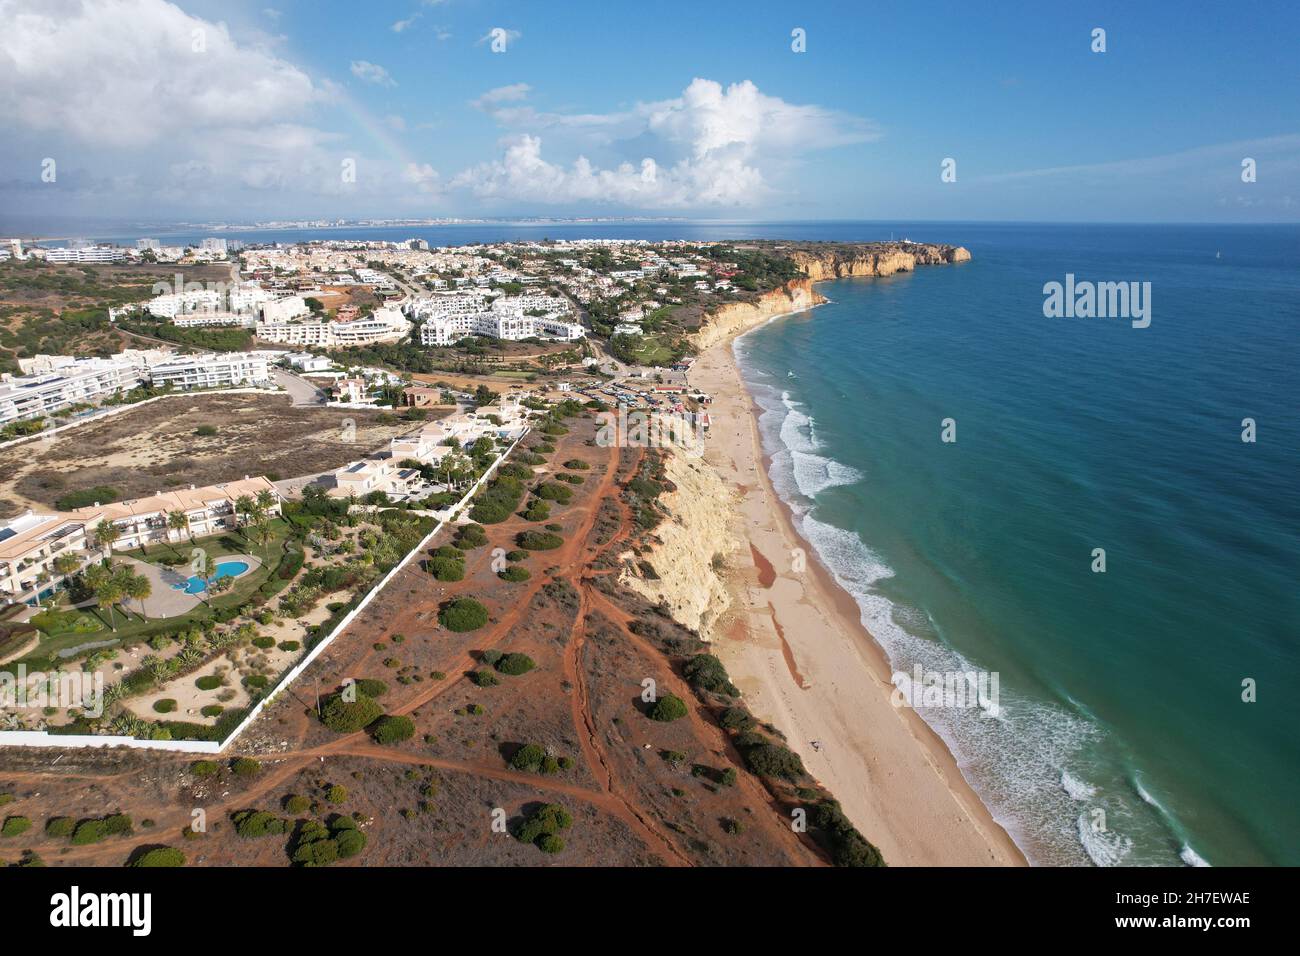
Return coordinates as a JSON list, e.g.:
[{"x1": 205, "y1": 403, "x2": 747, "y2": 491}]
[
  {"x1": 93, "y1": 519, "x2": 120, "y2": 557},
  {"x1": 93, "y1": 572, "x2": 124, "y2": 631},
  {"x1": 51, "y1": 552, "x2": 80, "y2": 581},
  {"x1": 123, "y1": 570, "x2": 152, "y2": 619},
  {"x1": 234, "y1": 495, "x2": 256, "y2": 536},
  {"x1": 255, "y1": 488, "x2": 277, "y2": 518},
  {"x1": 166, "y1": 510, "x2": 190, "y2": 552}
]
